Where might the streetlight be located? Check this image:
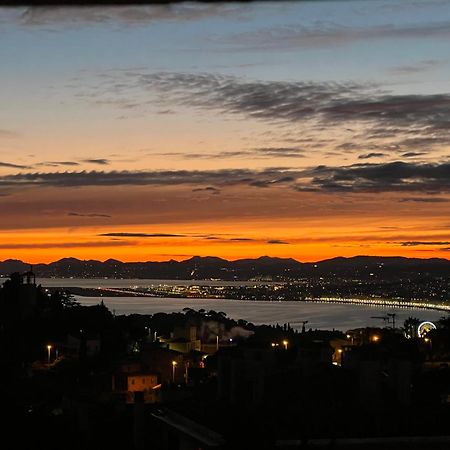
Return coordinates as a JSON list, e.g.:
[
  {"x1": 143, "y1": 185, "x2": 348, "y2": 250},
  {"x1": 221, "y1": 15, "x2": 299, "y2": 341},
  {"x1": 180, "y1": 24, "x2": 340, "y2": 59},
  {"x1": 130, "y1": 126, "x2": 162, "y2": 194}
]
[
  {"x1": 283, "y1": 340, "x2": 288, "y2": 350},
  {"x1": 47, "y1": 344, "x2": 52, "y2": 365},
  {"x1": 184, "y1": 362, "x2": 189, "y2": 384},
  {"x1": 171, "y1": 360, "x2": 177, "y2": 383}
]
